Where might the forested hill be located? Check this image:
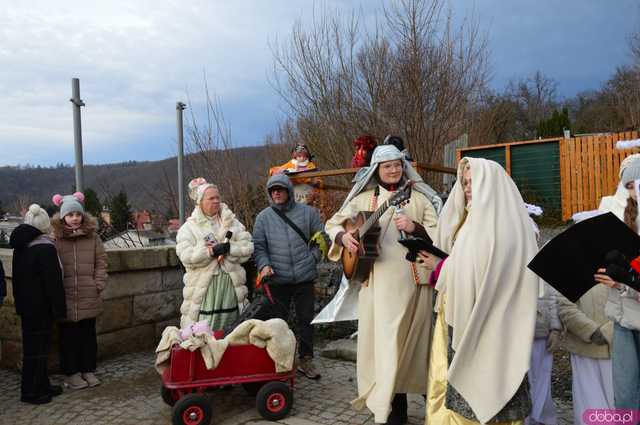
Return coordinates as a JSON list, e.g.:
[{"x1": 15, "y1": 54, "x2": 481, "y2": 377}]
[{"x1": 0, "y1": 145, "x2": 271, "y2": 213}]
